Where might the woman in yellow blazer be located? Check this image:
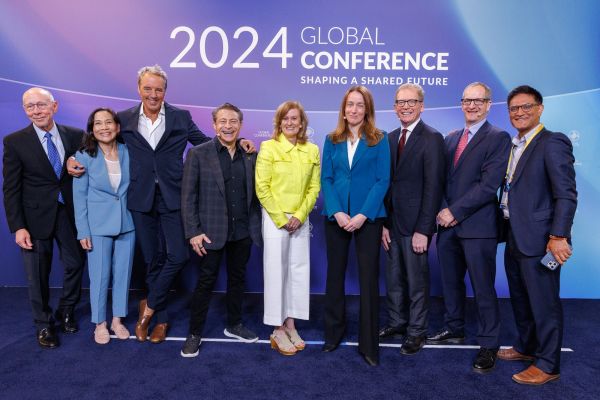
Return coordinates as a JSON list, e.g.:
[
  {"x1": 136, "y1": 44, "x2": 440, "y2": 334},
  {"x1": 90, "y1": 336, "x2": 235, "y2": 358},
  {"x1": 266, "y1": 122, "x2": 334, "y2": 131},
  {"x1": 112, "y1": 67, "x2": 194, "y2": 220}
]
[{"x1": 255, "y1": 101, "x2": 320, "y2": 356}]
